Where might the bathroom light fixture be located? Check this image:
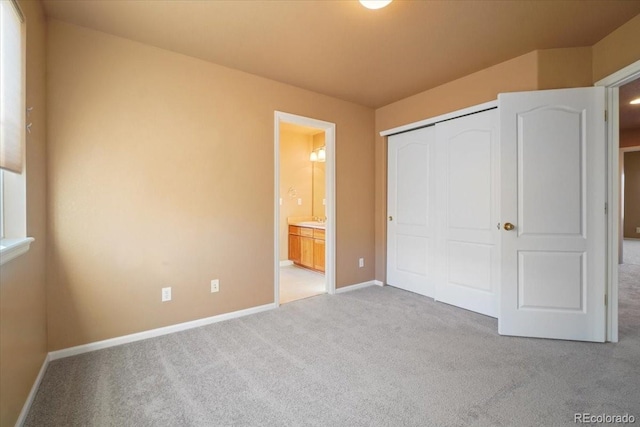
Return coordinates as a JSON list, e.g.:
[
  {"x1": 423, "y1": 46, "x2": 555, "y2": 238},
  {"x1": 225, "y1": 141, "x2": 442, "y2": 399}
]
[
  {"x1": 310, "y1": 147, "x2": 326, "y2": 162},
  {"x1": 631, "y1": 97, "x2": 640, "y2": 105},
  {"x1": 359, "y1": 0, "x2": 392, "y2": 10}
]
